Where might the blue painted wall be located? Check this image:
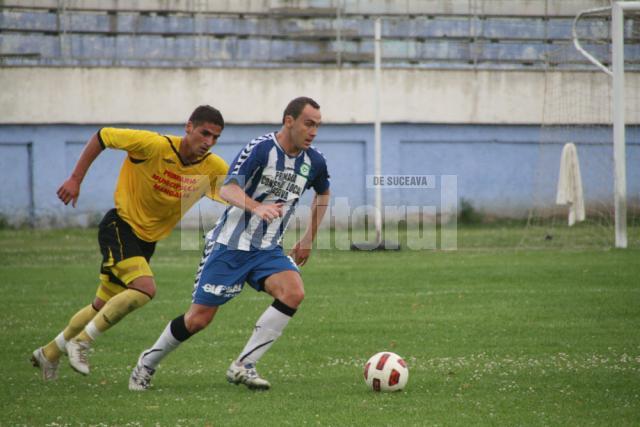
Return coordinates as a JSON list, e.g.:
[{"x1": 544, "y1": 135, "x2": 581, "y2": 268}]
[{"x1": 0, "y1": 123, "x2": 638, "y2": 226}]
